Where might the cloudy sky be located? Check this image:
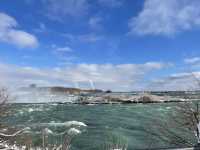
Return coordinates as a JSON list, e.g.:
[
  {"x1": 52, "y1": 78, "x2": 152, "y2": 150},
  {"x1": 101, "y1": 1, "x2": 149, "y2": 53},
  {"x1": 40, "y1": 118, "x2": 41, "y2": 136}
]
[{"x1": 1, "y1": 0, "x2": 200, "y2": 91}]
